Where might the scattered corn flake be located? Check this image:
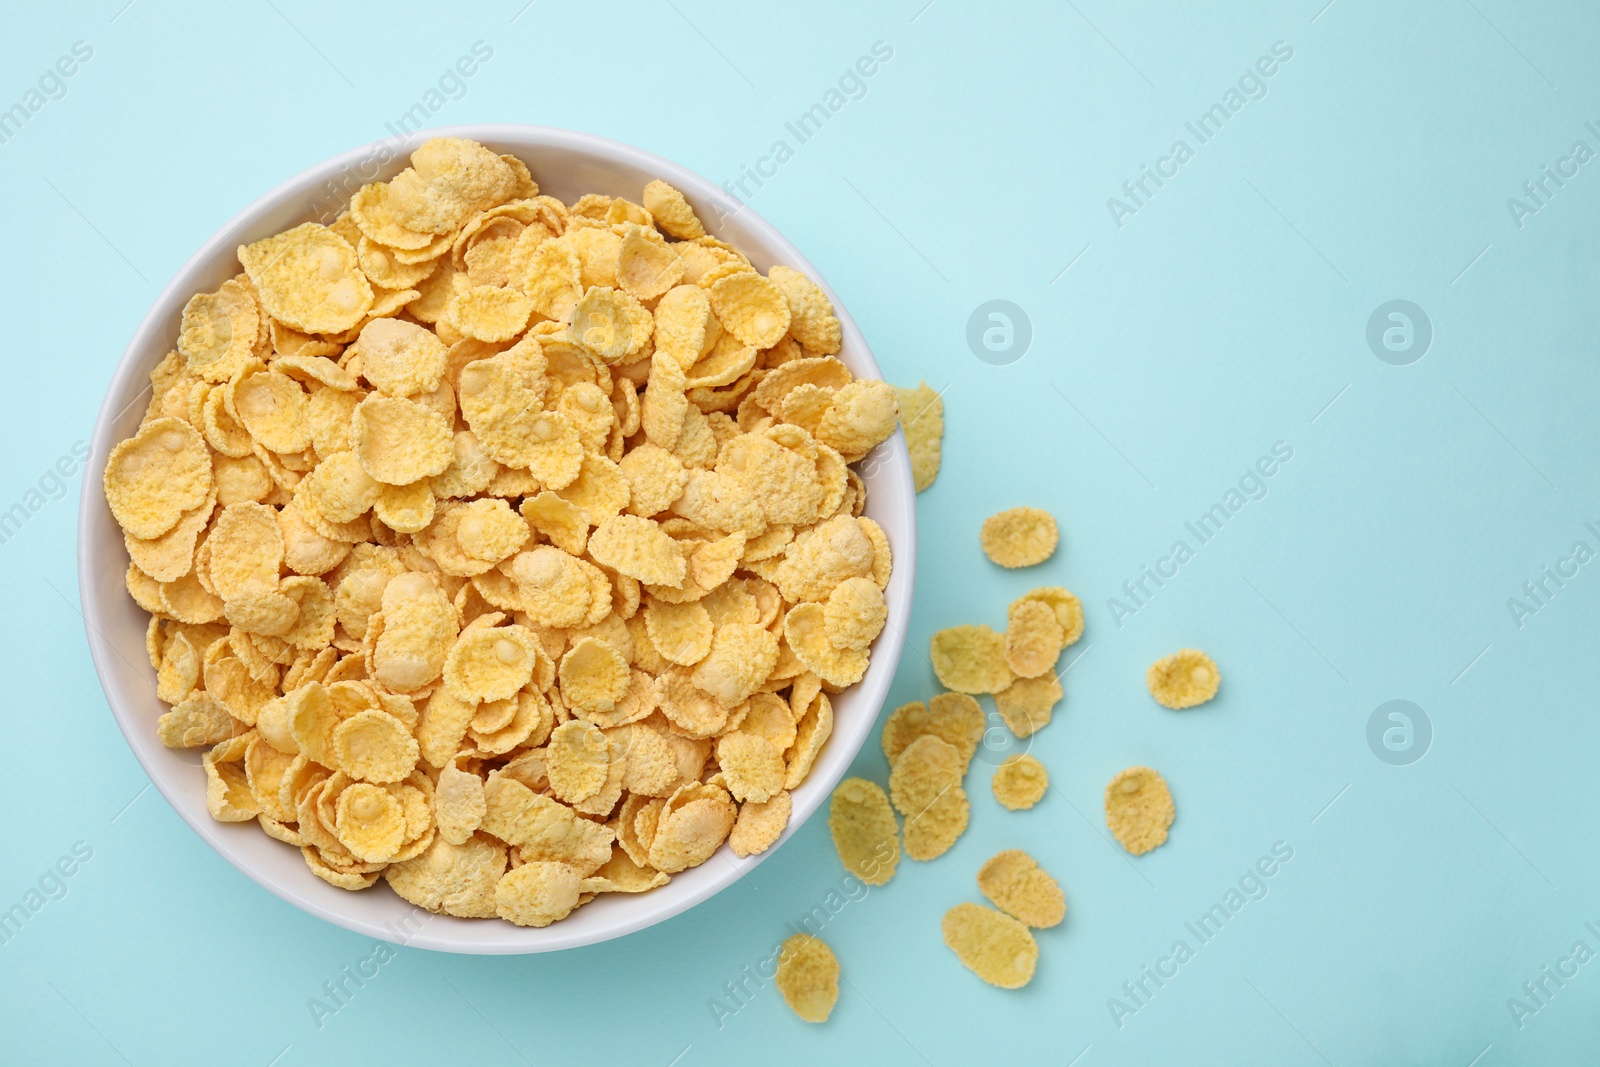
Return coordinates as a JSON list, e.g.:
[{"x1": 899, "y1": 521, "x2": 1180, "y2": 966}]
[
  {"x1": 991, "y1": 755, "x2": 1049, "y2": 811},
  {"x1": 881, "y1": 692, "x2": 984, "y2": 770},
  {"x1": 977, "y1": 849, "x2": 1065, "y2": 929},
  {"x1": 903, "y1": 787, "x2": 969, "y2": 862},
  {"x1": 930, "y1": 624, "x2": 1013, "y2": 695},
  {"x1": 1146, "y1": 649, "x2": 1219, "y2": 709},
  {"x1": 1105, "y1": 766, "x2": 1175, "y2": 855},
  {"x1": 980, "y1": 506, "x2": 1059, "y2": 569},
  {"x1": 775, "y1": 934, "x2": 840, "y2": 1023},
  {"x1": 941, "y1": 902, "x2": 1039, "y2": 989},
  {"x1": 1013, "y1": 586, "x2": 1084, "y2": 648},
  {"x1": 1004, "y1": 599, "x2": 1064, "y2": 679},
  {"x1": 994, "y1": 674, "x2": 1062, "y2": 739},
  {"x1": 888, "y1": 735, "x2": 962, "y2": 819},
  {"x1": 894, "y1": 382, "x2": 943, "y2": 493},
  {"x1": 827, "y1": 777, "x2": 900, "y2": 886}
]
